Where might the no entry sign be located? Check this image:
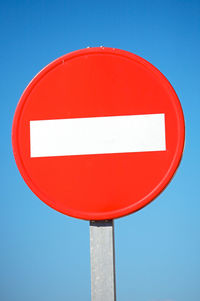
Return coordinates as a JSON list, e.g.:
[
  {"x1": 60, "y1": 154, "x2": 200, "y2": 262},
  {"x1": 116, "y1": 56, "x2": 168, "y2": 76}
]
[{"x1": 12, "y1": 47, "x2": 185, "y2": 220}]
